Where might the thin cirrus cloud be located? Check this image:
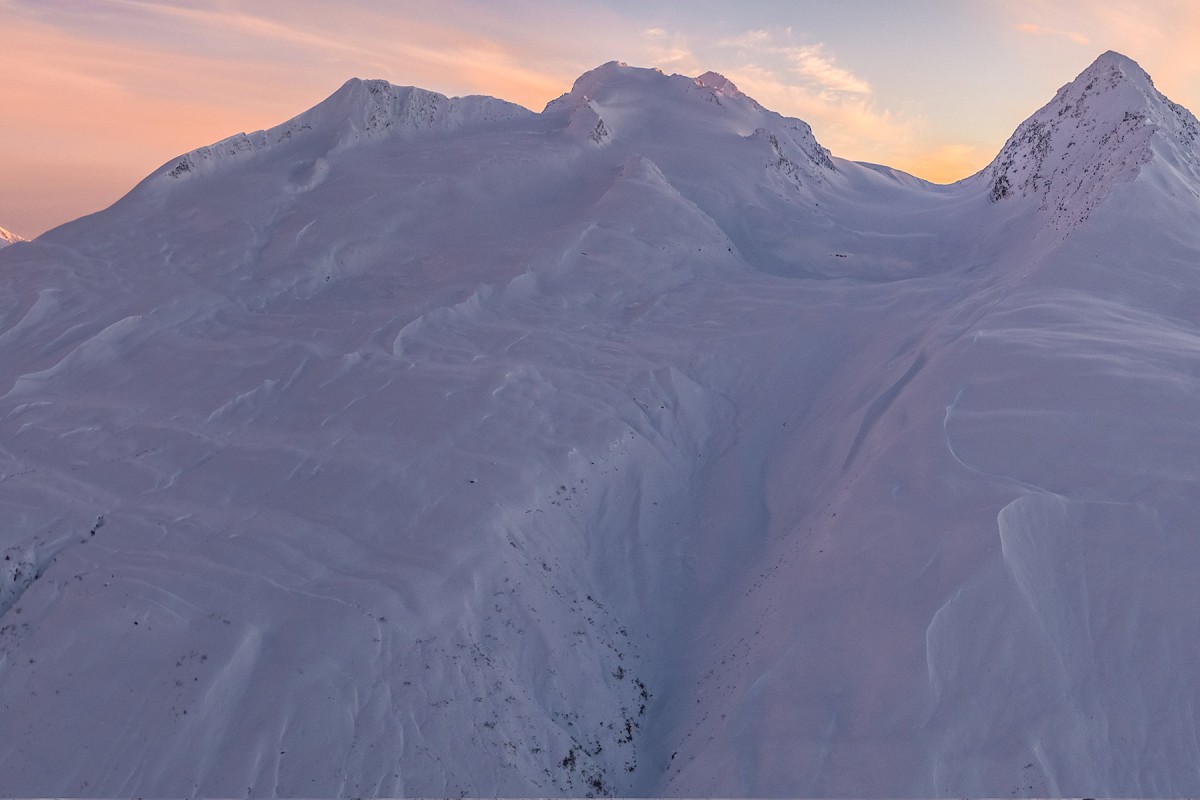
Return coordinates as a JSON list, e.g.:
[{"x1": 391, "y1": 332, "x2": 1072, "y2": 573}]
[
  {"x1": 712, "y1": 29, "x2": 872, "y2": 97},
  {"x1": 782, "y1": 45, "x2": 872, "y2": 96},
  {"x1": 1088, "y1": 1, "x2": 1200, "y2": 93},
  {"x1": 149, "y1": 1, "x2": 581, "y2": 109},
  {"x1": 1001, "y1": 0, "x2": 1200, "y2": 101},
  {"x1": 641, "y1": 27, "x2": 694, "y2": 69},
  {"x1": 1015, "y1": 22, "x2": 1090, "y2": 45},
  {"x1": 30, "y1": 0, "x2": 575, "y2": 109},
  {"x1": 639, "y1": 27, "x2": 966, "y2": 181}
]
